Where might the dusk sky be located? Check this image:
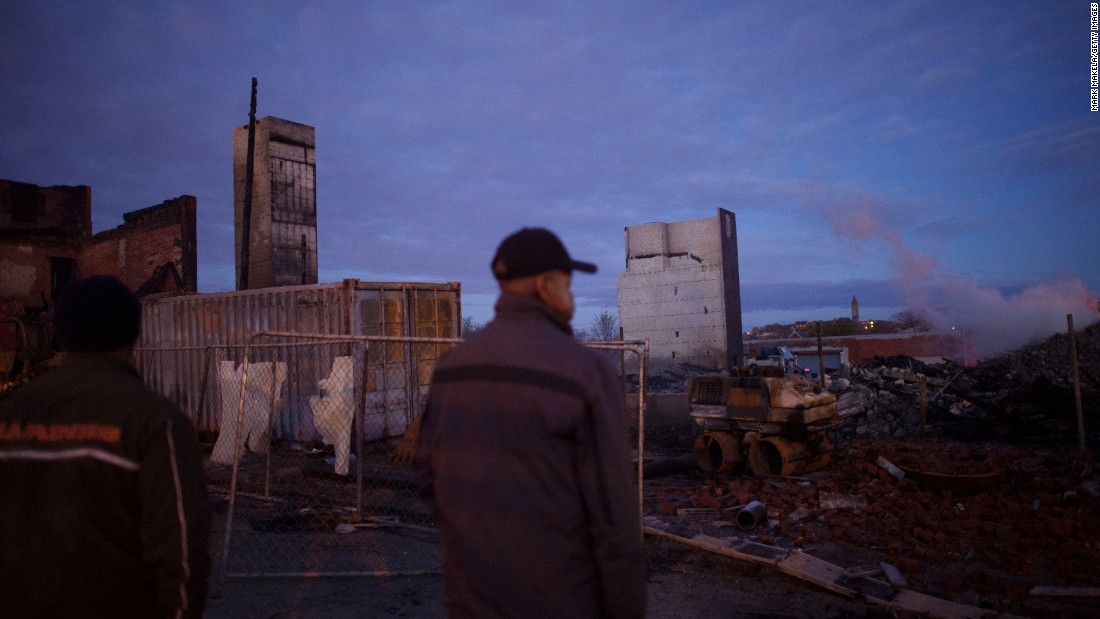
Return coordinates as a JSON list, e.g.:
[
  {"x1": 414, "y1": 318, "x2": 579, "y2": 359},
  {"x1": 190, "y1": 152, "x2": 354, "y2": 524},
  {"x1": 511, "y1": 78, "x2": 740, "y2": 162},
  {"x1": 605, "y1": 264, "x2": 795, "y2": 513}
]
[{"x1": 2, "y1": 1, "x2": 1097, "y2": 356}]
